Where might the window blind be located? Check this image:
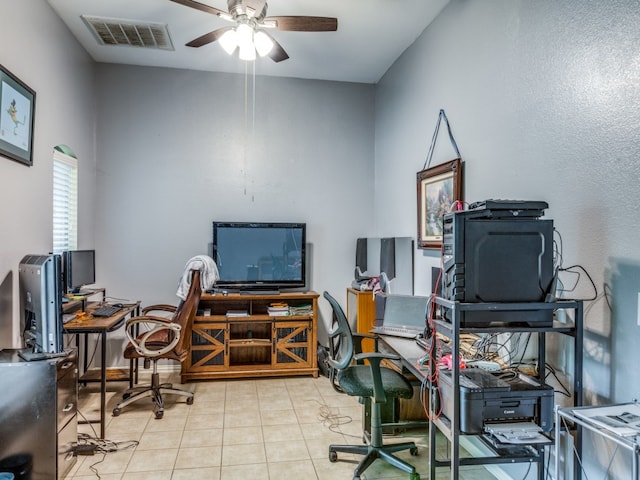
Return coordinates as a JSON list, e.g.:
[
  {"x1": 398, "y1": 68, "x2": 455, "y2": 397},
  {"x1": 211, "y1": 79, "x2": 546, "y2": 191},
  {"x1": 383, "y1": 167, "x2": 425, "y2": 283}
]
[{"x1": 53, "y1": 150, "x2": 78, "y2": 254}]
